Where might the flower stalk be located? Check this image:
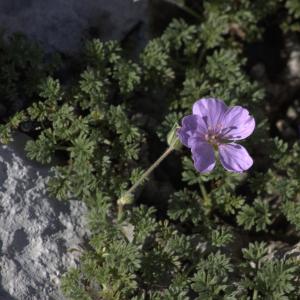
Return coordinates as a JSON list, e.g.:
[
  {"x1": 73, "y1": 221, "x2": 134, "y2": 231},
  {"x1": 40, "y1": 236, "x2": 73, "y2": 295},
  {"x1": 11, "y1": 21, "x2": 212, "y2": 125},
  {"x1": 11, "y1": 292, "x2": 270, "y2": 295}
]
[
  {"x1": 128, "y1": 146, "x2": 174, "y2": 196},
  {"x1": 117, "y1": 124, "x2": 182, "y2": 219},
  {"x1": 117, "y1": 146, "x2": 175, "y2": 219}
]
